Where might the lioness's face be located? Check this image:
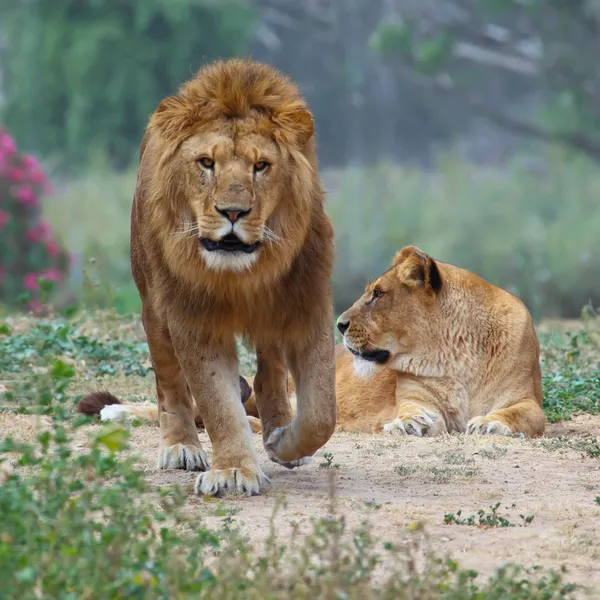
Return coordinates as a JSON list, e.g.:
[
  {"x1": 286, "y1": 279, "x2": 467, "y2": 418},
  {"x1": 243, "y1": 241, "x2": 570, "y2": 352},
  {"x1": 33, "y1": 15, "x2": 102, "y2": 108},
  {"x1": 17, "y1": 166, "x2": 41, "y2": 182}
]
[
  {"x1": 177, "y1": 128, "x2": 284, "y2": 272},
  {"x1": 336, "y1": 248, "x2": 442, "y2": 376}
]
